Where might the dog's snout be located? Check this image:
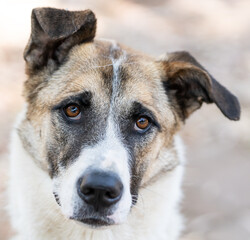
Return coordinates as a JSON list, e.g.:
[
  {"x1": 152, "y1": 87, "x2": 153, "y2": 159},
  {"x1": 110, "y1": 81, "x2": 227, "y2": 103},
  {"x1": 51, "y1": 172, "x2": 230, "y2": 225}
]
[{"x1": 77, "y1": 171, "x2": 123, "y2": 210}]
